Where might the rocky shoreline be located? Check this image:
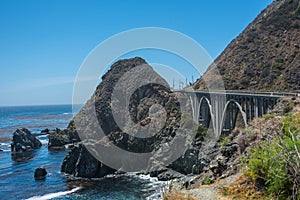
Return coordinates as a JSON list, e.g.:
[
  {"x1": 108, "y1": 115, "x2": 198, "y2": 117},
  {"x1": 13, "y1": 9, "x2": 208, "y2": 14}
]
[
  {"x1": 8, "y1": 100, "x2": 299, "y2": 199},
  {"x1": 56, "y1": 57, "x2": 243, "y2": 184},
  {"x1": 6, "y1": 57, "x2": 300, "y2": 199},
  {"x1": 7, "y1": 58, "x2": 244, "y2": 187}
]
